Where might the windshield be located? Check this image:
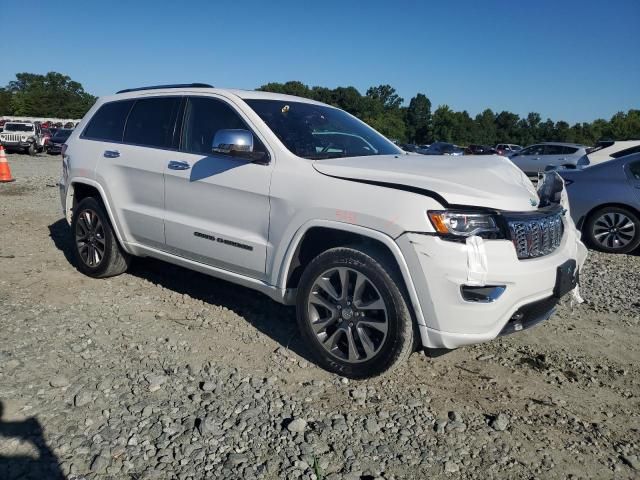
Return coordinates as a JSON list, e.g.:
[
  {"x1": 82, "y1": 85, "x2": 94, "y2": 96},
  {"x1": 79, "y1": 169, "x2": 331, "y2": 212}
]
[
  {"x1": 245, "y1": 99, "x2": 402, "y2": 160},
  {"x1": 52, "y1": 129, "x2": 72, "y2": 141},
  {"x1": 5, "y1": 123, "x2": 34, "y2": 132}
]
